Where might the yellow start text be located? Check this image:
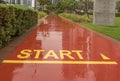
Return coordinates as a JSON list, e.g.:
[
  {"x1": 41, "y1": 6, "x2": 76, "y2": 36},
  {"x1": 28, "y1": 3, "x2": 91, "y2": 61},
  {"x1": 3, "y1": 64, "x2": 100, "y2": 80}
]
[{"x1": 17, "y1": 49, "x2": 111, "y2": 60}]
